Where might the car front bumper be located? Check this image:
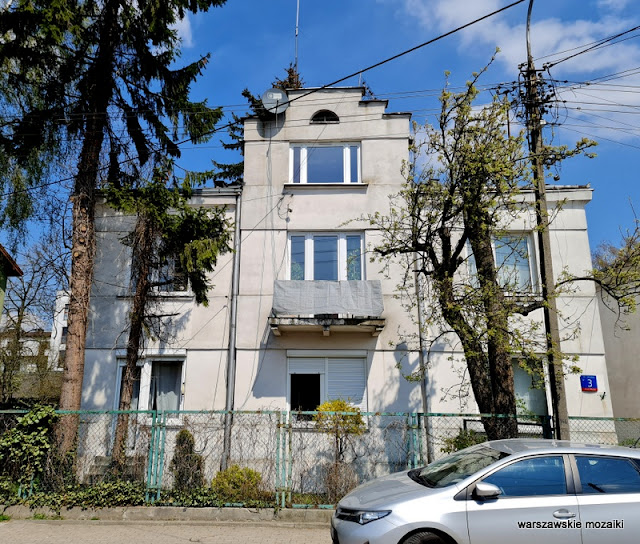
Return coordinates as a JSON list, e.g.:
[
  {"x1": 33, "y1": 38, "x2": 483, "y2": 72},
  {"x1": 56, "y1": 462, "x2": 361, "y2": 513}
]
[{"x1": 331, "y1": 513, "x2": 403, "y2": 544}]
